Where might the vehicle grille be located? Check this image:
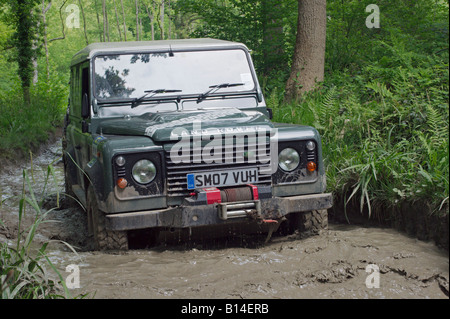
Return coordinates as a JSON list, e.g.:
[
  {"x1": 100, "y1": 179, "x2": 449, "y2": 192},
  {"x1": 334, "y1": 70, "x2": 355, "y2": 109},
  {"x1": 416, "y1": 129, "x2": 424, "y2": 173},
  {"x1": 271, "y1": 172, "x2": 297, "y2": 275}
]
[
  {"x1": 165, "y1": 136, "x2": 273, "y2": 197},
  {"x1": 306, "y1": 149, "x2": 316, "y2": 162}
]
